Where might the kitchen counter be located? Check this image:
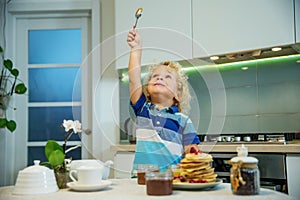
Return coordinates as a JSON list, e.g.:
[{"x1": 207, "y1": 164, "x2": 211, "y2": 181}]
[
  {"x1": 0, "y1": 179, "x2": 294, "y2": 200},
  {"x1": 111, "y1": 143, "x2": 300, "y2": 153}
]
